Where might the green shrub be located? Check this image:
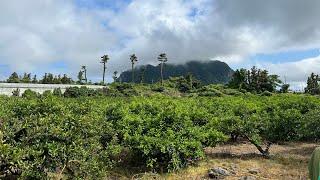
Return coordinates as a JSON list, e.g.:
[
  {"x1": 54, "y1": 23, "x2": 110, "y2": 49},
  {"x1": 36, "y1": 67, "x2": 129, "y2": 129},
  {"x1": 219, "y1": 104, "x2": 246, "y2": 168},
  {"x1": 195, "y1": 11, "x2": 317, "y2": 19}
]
[
  {"x1": 102, "y1": 87, "x2": 123, "y2": 97},
  {"x1": 114, "y1": 83, "x2": 133, "y2": 91},
  {"x1": 63, "y1": 86, "x2": 98, "y2": 98},
  {"x1": 105, "y1": 97, "x2": 226, "y2": 171},
  {"x1": 195, "y1": 85, "x2": 225, "y2": 97},
  {"x1": 64, "y1": 87, "x2": 81, "y2": 97},
  {"x1": 111, "y1": 83, "x2": 139, "y2": 96},
  {"x1": 260, "y1": 91, "x2": 273, "y2": 96},
  {"x1": 42, "y1": 90, "x2": 53, "y2": 97},
  {"x1": 22, "y1": 89, "x2": 38, "y2": 99},
  {"x1": 198, "y1": 89, "x2": 223, "y2": 97},
  {"x1": 102, "y1": 83, "x2": 139, "y2": 97},
  {"x1": 12, "y1": 88, "x2": 20, "y2": 97},
  {"x1": 53, "y1": 88, "x2": 63, "y2": 97},
  {"x1": 239, "y1": 88, "x2": 247, "y2": 93},
  {"x1": 263, "y1": 108, "x2": 302, "y2": 142},
  {"x1": 300, "y1": 109, "x2": 320, "y2": 141},
  {"x1": 166, "y1": 75, "x2": 202, "y2": 93},
  {"x1": 0, "y1": 98, "x2": 115, "y2": 179},
  {"x1": 151, "y1": 85, "x2": 165, "y2": 92},
  {"x1": 222, "y1": 88, "x2": 243, "y2": 96},
  {"x1": 0, "y1": 94, "x2": 320, "y2": 178}
]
